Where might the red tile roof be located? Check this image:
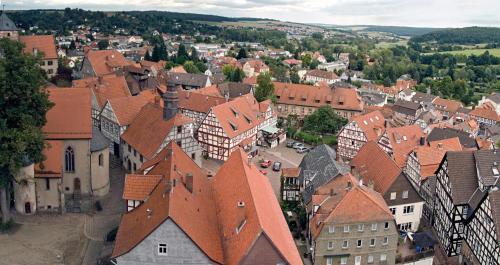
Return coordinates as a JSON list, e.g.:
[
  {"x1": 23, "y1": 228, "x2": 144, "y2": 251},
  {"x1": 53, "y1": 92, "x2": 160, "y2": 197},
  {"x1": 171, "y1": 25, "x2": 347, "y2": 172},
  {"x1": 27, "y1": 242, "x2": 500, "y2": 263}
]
[
  {"x1": 470, "y1": 107, "x2": 500, "y2": 121},
  {"x1": 73, "y1": 74, "x2": 131, "y2": 108},
  {"x1": 309, "y1": 173, "x2": 393, "y2": 239},
  {"x1": 432, "y1": 97, "x2": 463, "y2": 113},
  {"x1": 213, "y1": 148, "x2": 302, "y2": 265},
  {"x1": 211, "y1": 95, "x2": 261, "y2": 138},
  {"x1": 19, "y1": 35, "x2": 57, "y2": 59},
  {"x1": 350, "y1": 141, "x2": 401, "y2": 194},
  {"x1": 86, "y1": 50, "x2": 131, "y2": 76},
  {"x1": 414, "y1": 137, "x2": 463, "y2": 179},
  {"x1": 35, "y1": 140, "x2": 63, "y2": 177},
  {"x1": 178, "y1": 89, "x2": 225, "y2": 113},
  {"x1": 274, "y1": 82, "x2": 363, "y2": 111},
  {"x1": 121, "y1": 103, "x2": 192, "y2": 159},
  {"x1": 306, "y1": 69, "x2": 339, "y2": 80},
  {"x1": 381, "y1": 124, "x2": 424, "y2": 167},
  {"x1": 44, "y1": 88, "x2": 92, "y2": 139},
  {"x1": 122, "y1": 174, "x2": 162, "y2": 200},
  {"x1": 106, "y1": 91, "x2": 156, "y2": 126},
  {"x1": 350, "y1": 110, "x2": 386, "y2": 141},
  {"x1": 112, "y1": 142, "x2": 224, "y2": 263}
]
